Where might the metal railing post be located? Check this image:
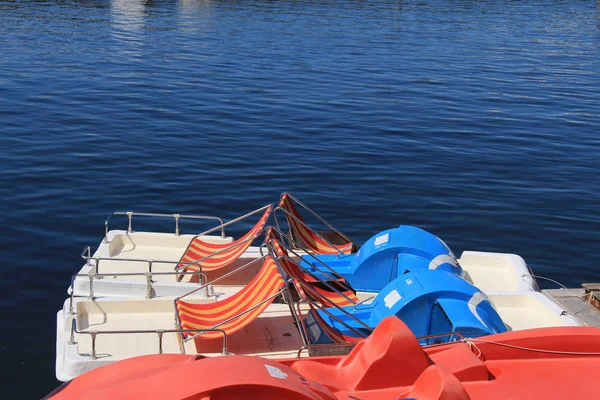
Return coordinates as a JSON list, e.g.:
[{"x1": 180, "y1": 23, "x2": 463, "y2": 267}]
[
  {"x1": 174, "y1": 214, "x2": 180, "y2": 236},
  {"x1": 145, "y1": 273, "x2": 153, "y2": 299},
  {"x1": 222, "y1": 333, "x2": 228, "y2": 355},
  {"x1": 68, "y1": 319, "x2": 76, "y2": 345},
  {"x1": 90, "y1": 332, "x2": 98, "y2": 360},
  {"x1": 157, "y1": 330, "x2": 164, "y2": 354},
  {"x1": 69, "y1": 275, "x2": 76, "y2": 315},
  {"x1": 127, "y1": 211, "x2": 133, "y2": 233},
  {"x1": 88, "y1": 275, "x2": 95, "y2": 299},
  {"x1": 69, "y1": 291, "x2": 75, "y2": 315}
]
